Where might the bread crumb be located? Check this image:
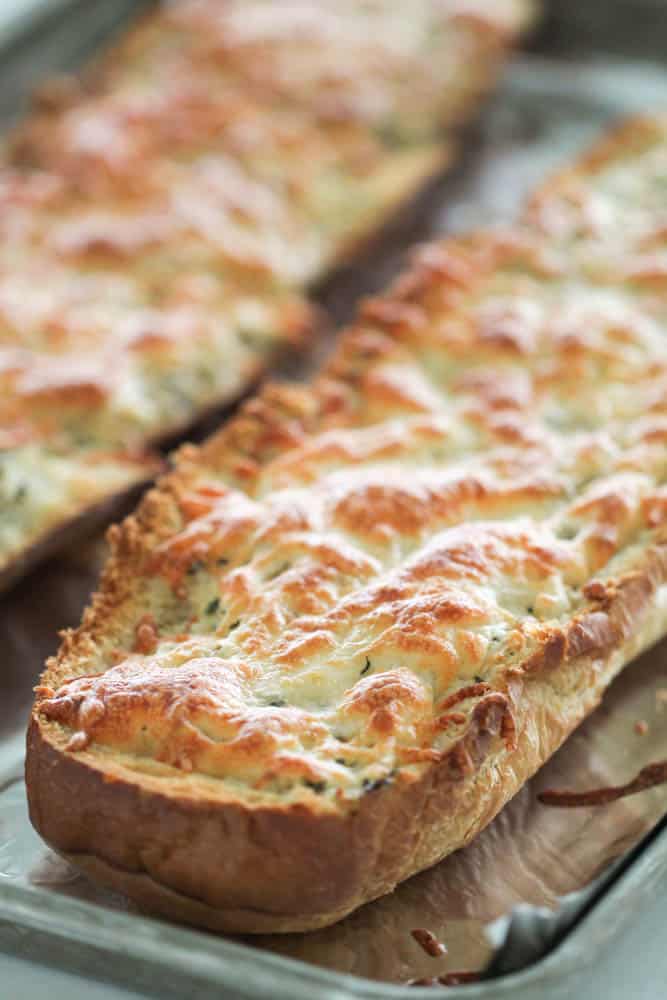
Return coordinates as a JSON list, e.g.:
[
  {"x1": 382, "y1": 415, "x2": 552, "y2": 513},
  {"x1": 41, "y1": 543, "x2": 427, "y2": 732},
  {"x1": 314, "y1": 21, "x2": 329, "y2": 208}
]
[
  {"x1": 411, "y1": 928, "x2": 447, "y2": 957},
  {"x1": 406, "y1": 971, "x2": 481, "y2": 987},
  {"x1": 65, "y1": 730, "x2": 90, "y2": 753},
  {"x1": 439, "y1": 972, "x2": 481, "y2": 985},
  {"x1": 33, "y1": 685, "x2": 55, "y2": 699},
  {"x1": 134, "y1": 614, "x2": 159, "y2": 654},
  {"x1": 635, "y1": 720, "x2": 649, "y2": 736}
]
